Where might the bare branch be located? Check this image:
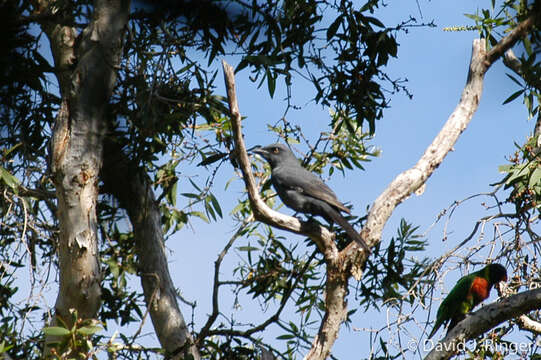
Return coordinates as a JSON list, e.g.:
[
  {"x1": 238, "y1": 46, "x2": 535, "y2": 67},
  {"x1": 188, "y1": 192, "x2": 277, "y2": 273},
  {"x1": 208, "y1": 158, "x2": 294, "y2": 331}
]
[
  {"x1": 516, "y1": 314, "x2": 541, "y2": 334},
  {"x1": 206, "y1": 250, "x2": 318, "y2": 339},
  {"x1": 196, "y1": 218, "x2": 252, "y2": 344},
  {"x1": 346, "y1": 9, "x2": 539, "y2": 274},
  {"x1": 345, "y1": 8, "x2": 540, "y2": 266},
  {"x1": 503, "y1": 49, "x2": 522, "y2": 76},
  {"x1": 424, "y1": 288, "x2": 541, "y2": 360},
  {"x1": 18, "y1": 186, "x2": 56, "y2": 200},
  {"x1": 357, "y1": 39, "x2": 487, "y2": 257},
  {"x1": 303, "y1": 265, "x2": 348, "y2": 360},
  {"x1": 485, "y1": 10, "x2": 539, "y2": 66}
]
